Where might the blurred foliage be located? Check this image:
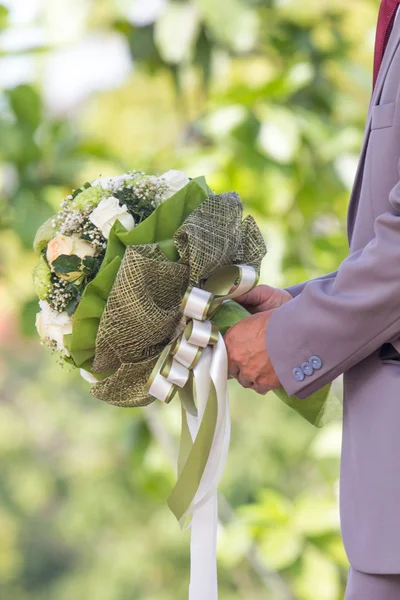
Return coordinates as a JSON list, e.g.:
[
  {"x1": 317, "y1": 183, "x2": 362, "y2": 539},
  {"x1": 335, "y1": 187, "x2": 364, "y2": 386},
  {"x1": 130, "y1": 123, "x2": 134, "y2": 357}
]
[{"x1": 0, "y1": 0, "x2": 379, "y2": 598}]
